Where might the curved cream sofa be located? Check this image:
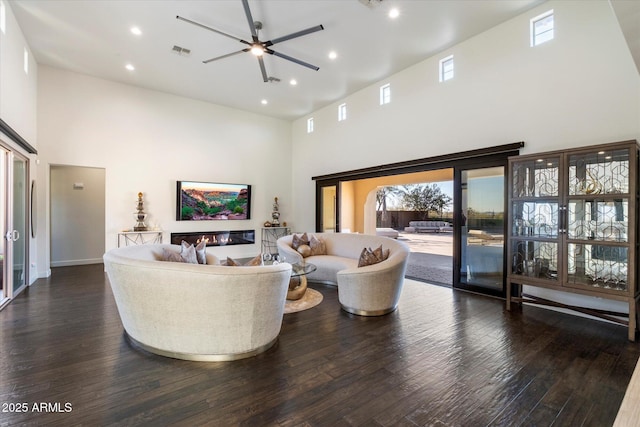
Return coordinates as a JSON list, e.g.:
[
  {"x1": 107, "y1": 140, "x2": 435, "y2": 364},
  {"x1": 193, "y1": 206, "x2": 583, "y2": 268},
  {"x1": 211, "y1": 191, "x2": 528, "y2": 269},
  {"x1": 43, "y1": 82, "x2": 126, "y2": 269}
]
[
  {"x1": 277, "y1": 233, "x2": 409, "y2": 316},
  {"x1": 103, "y1": 244, "x2": 292, "y2": 361}
]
